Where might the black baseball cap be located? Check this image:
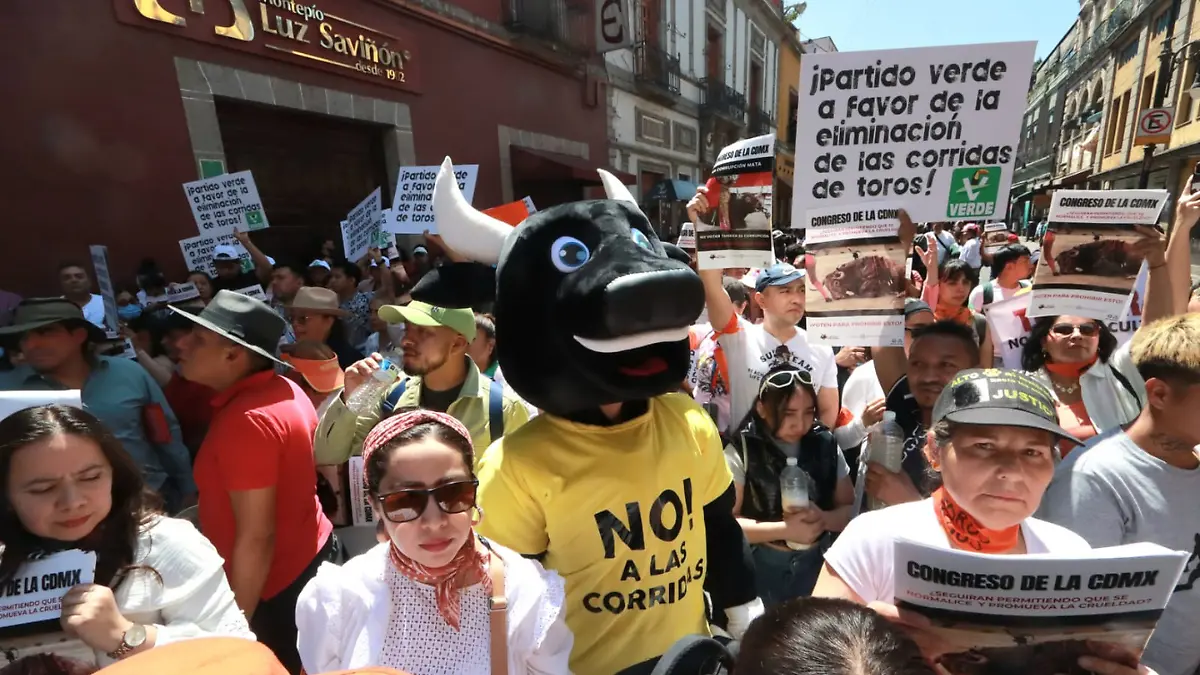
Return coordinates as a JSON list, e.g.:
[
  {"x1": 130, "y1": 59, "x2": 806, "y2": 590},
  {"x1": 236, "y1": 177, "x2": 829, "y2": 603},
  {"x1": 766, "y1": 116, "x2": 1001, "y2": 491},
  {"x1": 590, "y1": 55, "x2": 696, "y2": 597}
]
[{"x1": 932, "y1": 368, "x2": 1081, "y2": 445}]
